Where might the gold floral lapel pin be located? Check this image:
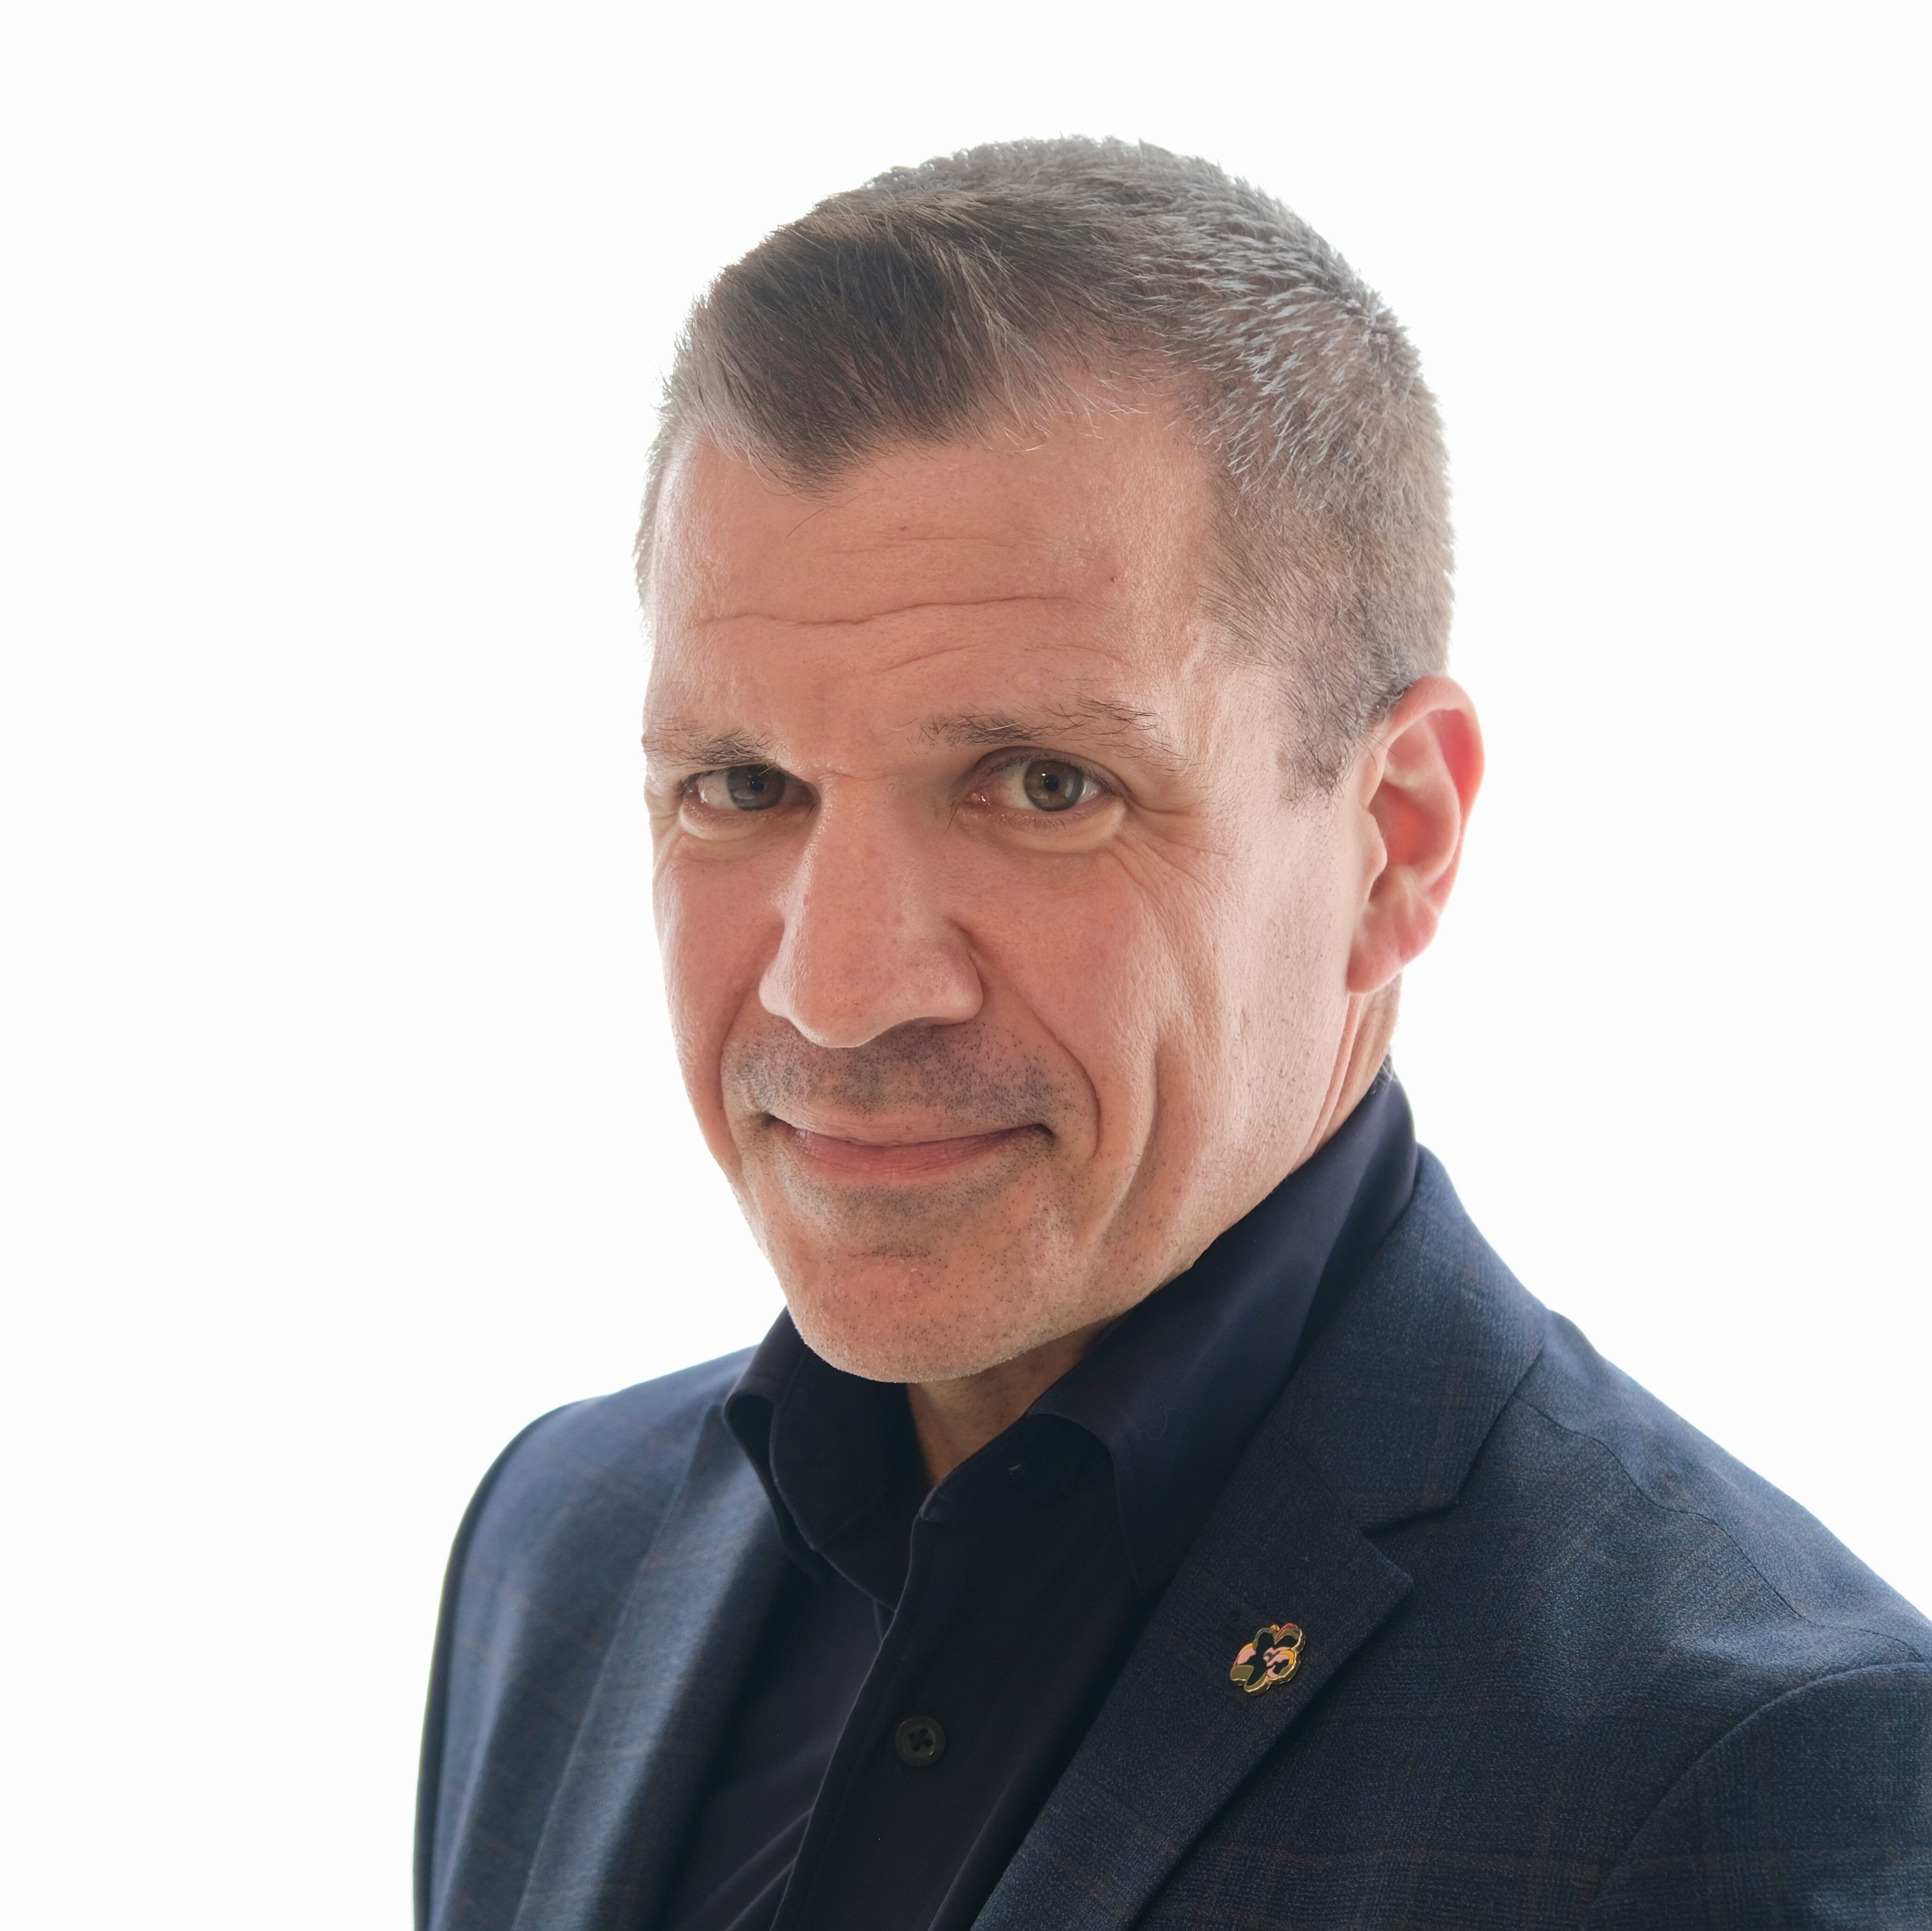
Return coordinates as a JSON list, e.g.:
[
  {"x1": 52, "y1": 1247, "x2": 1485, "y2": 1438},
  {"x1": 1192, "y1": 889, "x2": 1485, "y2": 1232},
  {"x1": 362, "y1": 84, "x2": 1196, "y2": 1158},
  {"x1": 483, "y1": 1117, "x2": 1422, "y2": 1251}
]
[{"x1": 1230, "y1": 1621, "x2": 1304, "y2": 1695}]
